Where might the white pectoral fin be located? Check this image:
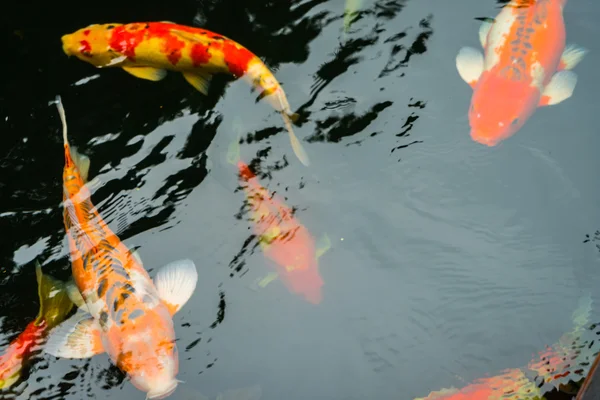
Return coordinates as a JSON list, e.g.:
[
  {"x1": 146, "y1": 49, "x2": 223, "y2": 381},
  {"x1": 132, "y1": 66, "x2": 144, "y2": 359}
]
[
  {"x1": 99, "y1": 55, "x2": 127, "y2": 68},
  {"x1": 456, "y1": 47, "x2": 483, "y2": 87},
  {"x1": 539, "y1": 70, "x2": 577, "y2": 107},
  {"x1": 65, "y1": 279, "x2": 86, "y2": 309},
  {"x1": 560, "y1": 44, "x2": 587, "y2": 70},
  {"x1": 44, "y1": 310, "x2": 104, "y2": 359},
  {"x1": 154, "y1": 259, "x2": 198, "y2": 315},
  {"x1": 478, "y1": 20, "x2": 493, "y2": 48}
]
